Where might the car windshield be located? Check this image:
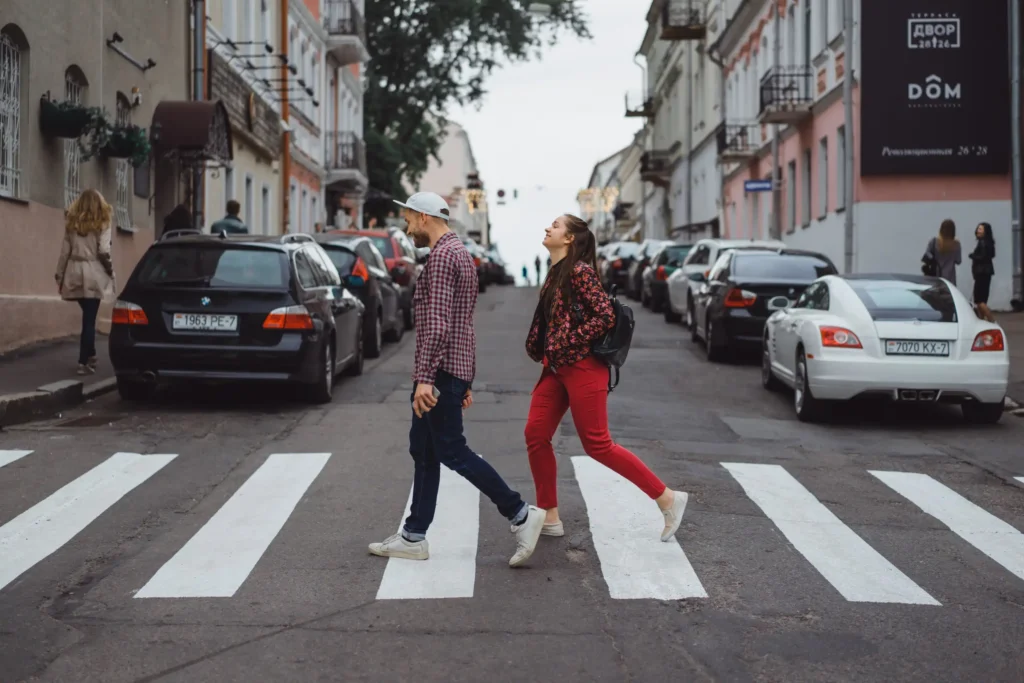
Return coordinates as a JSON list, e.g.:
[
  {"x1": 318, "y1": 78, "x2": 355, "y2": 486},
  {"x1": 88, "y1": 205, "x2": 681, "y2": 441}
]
[
  {"x1": 320, "y1": 246, "x2": 357, "y2": 277},
  {"x1": 849, "y1": 280, "x2": 958, "y2": 322},
  {"x1": 137, "y1": 246, "x2": 287, "y2": 288},
  {"x1": 369, "y1": 236, "x2": 394, "y2": 258},
  {"x1": 616, "y1": 243, "x2": 640, "y2": 257},
  {"x1": 733, "y1": 253, "x2": 836, "y2": 280},
  {"x1": 665, "y1": 245, "x2": 692, "y2": 262}
]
